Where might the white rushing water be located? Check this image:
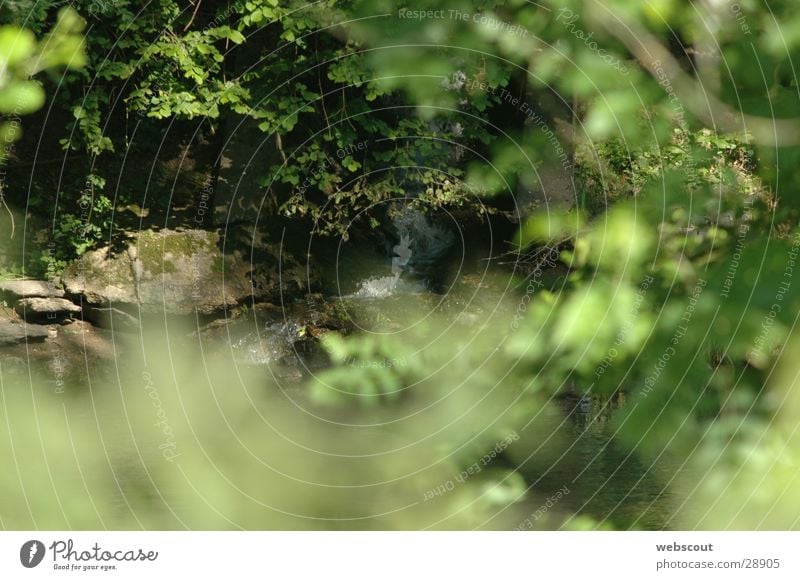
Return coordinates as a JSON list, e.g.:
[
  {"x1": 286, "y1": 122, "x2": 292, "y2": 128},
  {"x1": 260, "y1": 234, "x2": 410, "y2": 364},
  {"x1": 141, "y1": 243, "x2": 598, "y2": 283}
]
[
  {"x1": 352, "y1": 275, "x2": 427, "y2": 298},
  {"x1": 351, "y1": 207, "x2": 455, "y2": 298}
]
